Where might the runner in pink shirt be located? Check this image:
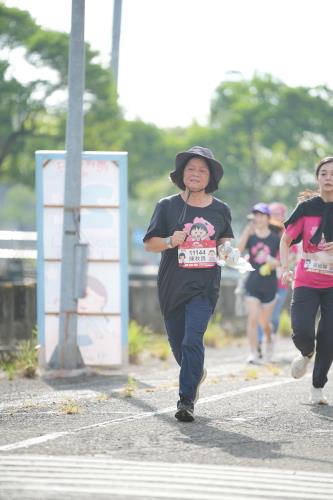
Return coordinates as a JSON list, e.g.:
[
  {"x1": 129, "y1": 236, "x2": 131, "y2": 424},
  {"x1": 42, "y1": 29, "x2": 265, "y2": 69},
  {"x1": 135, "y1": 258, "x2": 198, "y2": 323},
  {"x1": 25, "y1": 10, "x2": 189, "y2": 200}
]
[{"x1": 280, "y1": 156, "x2": 333, "y2": 404}]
